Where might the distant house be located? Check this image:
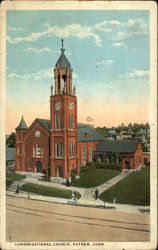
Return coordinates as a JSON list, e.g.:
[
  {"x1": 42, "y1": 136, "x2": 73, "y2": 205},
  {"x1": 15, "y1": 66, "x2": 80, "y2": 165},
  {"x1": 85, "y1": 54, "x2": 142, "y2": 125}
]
[
  {"x1": 95, "y1": 139, "x2": 144, "y2": 170},
  {"x1": 116, "y1": 132, "x2": 132, "y2": 140},
  {"x1": 6, "y1": 148, "x2": 15, "y2": 173},
  {"x1": 143, "y1": 152, "x2": 150, "y2": 165}
]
